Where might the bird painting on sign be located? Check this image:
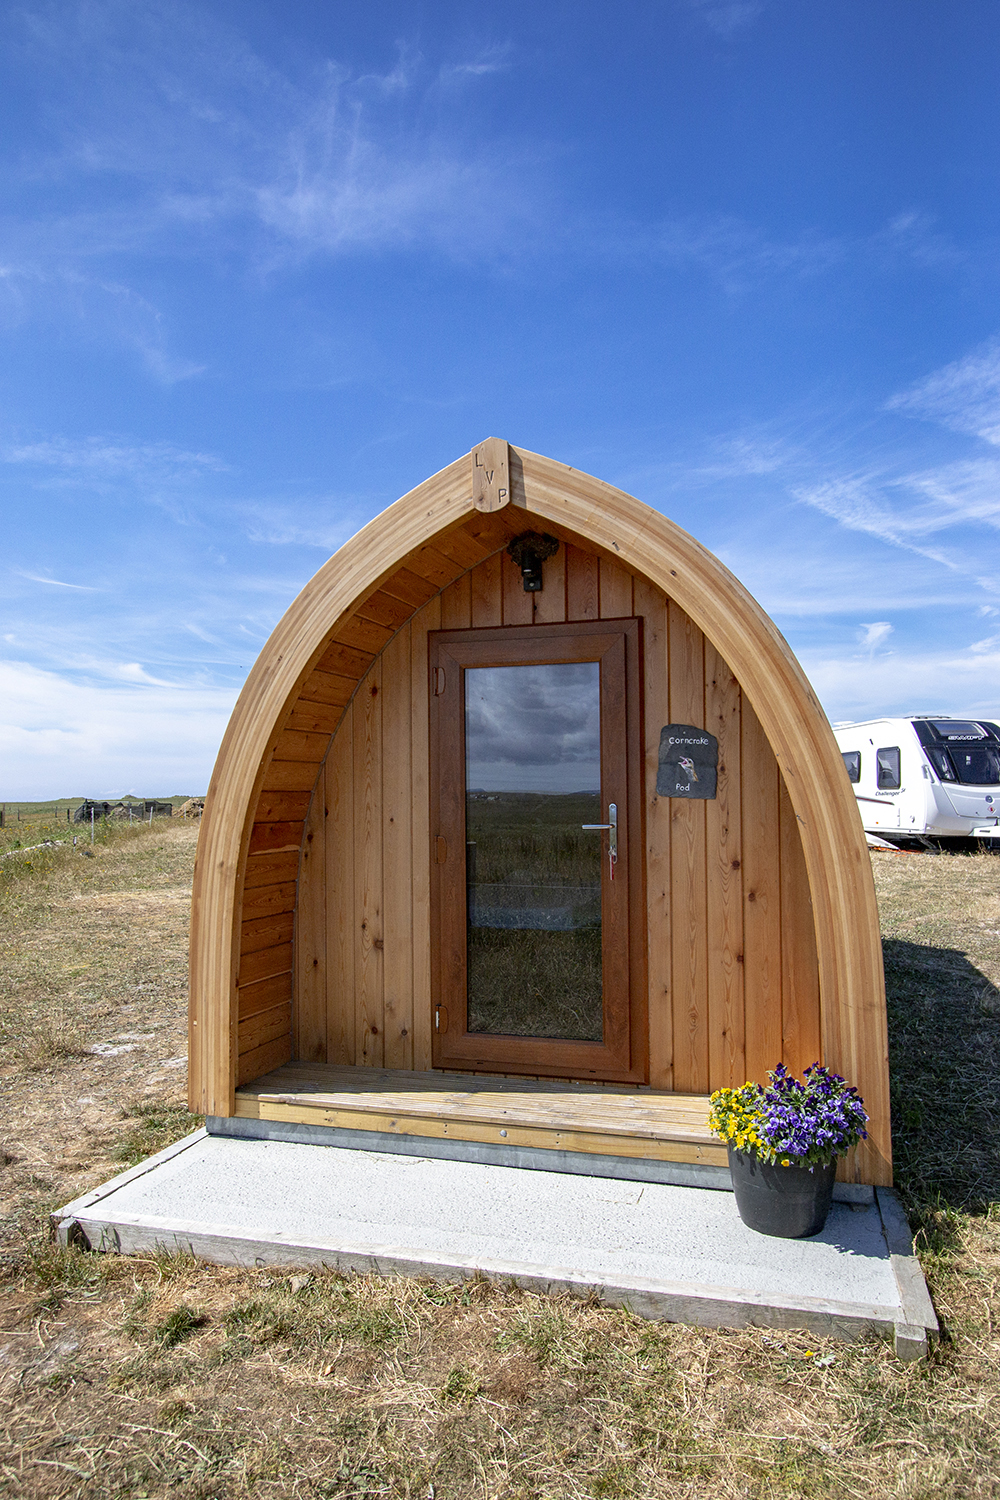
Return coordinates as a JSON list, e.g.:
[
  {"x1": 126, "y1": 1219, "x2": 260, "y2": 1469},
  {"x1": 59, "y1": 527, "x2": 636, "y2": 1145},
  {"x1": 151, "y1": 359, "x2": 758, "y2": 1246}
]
[{"x1": 657, "y1": 724, "x2": 719, "y2": 799}]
